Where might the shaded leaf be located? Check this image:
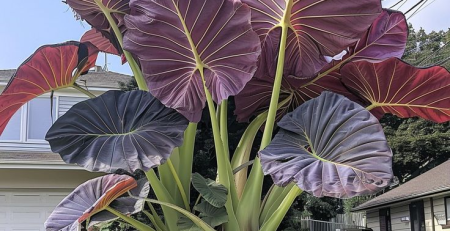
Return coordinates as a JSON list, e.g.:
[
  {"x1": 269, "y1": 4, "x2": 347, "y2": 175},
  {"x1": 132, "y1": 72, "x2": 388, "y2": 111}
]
[
  {"x1": 191, "y1": 173, "x2": 228, "y2": 208},
  {"x1": 260, "y1": 92, "x2": 393, "y2": 198},
  {"x1": 234, "y1": 72, "x2": 360, "y2": 122},
  {"x1": 194, "y1": 201, "x2": 228, "y2": 227},
  {"x1": 81, "y1": 28, "x2": 121, "y2": 55},
  {"x1": 0, "y1": 41, "x2": 98, "y2": 135},
  {"x1": 46, "y1": 90, "x2": 188, "y2": 173},
  {"x1": 45, "y1": 174, "x2": 145, "y2": 231},
  {"x1": 123, "y1": 0, "x2": 261, "y2": 122},
  {"x1": 178, "y1": 216, "x2": 202, "y2": 231},
  {"x1": 341, "y1": 57, "x2": 450, "y2": 123},
  {"x1": 244, "y1": 0, "x2": 382, "y2": 78}
]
